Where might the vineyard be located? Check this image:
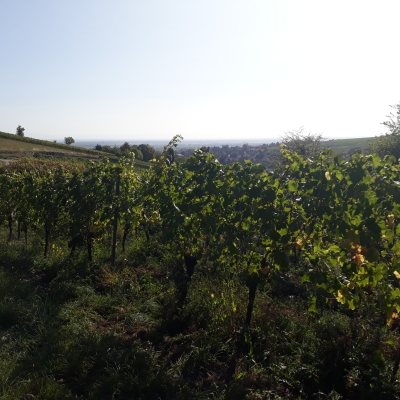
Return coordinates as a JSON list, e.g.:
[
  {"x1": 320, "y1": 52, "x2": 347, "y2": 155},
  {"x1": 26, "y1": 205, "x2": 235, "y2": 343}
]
[{"x1": 1, "y1": 137, "x2": 400, "y2": 399}]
